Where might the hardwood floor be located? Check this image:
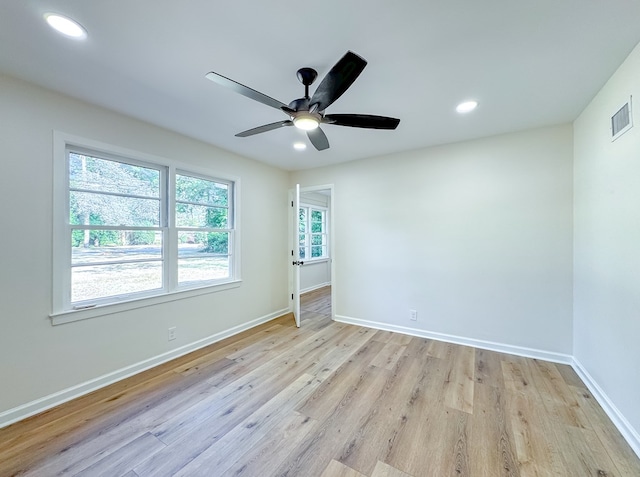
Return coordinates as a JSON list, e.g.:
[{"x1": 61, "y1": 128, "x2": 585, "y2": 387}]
[{"x1": 1, "y1": 285, "x2": 639, "y2": 476}]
